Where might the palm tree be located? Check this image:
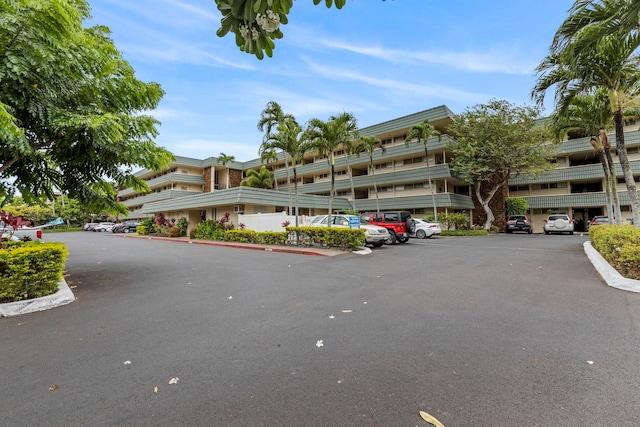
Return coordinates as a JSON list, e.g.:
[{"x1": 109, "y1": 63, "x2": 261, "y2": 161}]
[
  {"x1": 306, "y1": 112, "x2": 358, "y2": 227},
  {"x1": 552, "y1": 0, "x2": 640, "y2": 54},
  {"x1": 260, "y1": 148, "x2": 280, "y2": 190},
  {"x1": 258, "y1": 101, "x2": 295, "y2": 212},
  {"x1": 217, "y1": 152, "x2": 235, "y2": 189},
  {"x1": 405, "y1": 119, "x2": 440, "y2": 221},
  {"x1": 342, "y1": 135, "x2": 360, "y2": 212},
  {"x1": 260, "y1": 116, "x2": 311, "y2": 229},
  {"x1": 241, "y1": 166, "x2": 274, "y2": 189},
  {"x1": 532, "y1": 33, "x2": 640, "y2": 226},
  {"x1": 358, "y1": 135, "x2": 386, "y2": 212},
  {"x1": 548, "y1": 90, "x2": 620, "y2": 224}
]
